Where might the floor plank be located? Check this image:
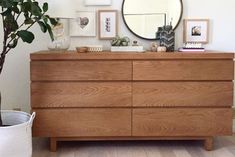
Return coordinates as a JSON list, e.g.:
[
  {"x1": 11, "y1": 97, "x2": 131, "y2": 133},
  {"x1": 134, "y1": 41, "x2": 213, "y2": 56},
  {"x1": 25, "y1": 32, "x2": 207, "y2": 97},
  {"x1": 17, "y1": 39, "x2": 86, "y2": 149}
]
[{"x1": 33, "y1": 137, "x2": 235, "y2": 157}]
